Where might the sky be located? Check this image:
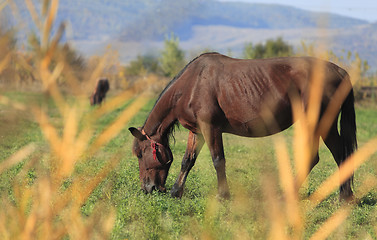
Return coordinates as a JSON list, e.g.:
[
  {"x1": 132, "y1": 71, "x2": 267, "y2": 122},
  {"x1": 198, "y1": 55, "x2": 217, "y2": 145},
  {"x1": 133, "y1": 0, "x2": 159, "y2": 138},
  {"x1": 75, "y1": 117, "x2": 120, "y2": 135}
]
[{"x1": 220, "y1": 0, "x2": 377, "y2": 22}]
